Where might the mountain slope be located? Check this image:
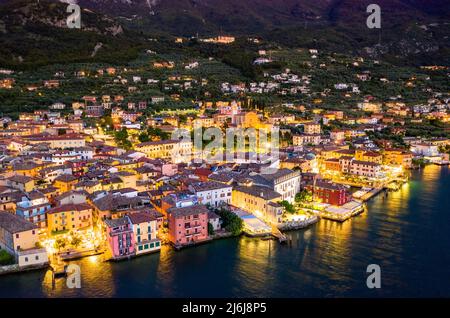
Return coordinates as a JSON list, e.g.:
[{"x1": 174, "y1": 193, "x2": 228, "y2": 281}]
[
  {"x1": 0, "y1": 0, "x2": 145, "y2": 68},
  {"x1": 53, "y1": 0, "x2": 450, "y2": 65}
]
